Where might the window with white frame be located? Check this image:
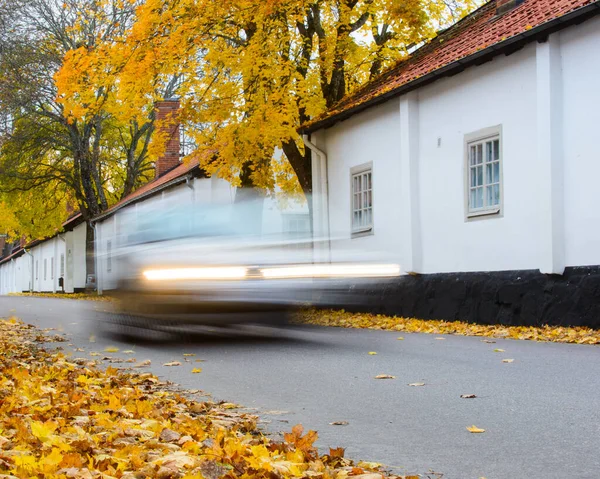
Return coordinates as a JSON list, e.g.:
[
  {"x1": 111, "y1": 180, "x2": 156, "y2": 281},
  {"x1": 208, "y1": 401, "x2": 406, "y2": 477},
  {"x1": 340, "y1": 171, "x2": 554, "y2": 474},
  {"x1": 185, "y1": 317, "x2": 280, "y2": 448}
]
[
  {"x1": 351, "y1": 165, "x2": 373, "y2": 235},
  {"x1": 60, "y1": 253, "x2": 65, "y2": 277},
  {"x1": 50, "y1": 257, "x2": 54, "y2": 280},
  {"x1": 43, "y1": 258, "x2": 47, "y2": 281},
  {"x1": 466, "y1": 128, "x2": 501, "y2": 216}
]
